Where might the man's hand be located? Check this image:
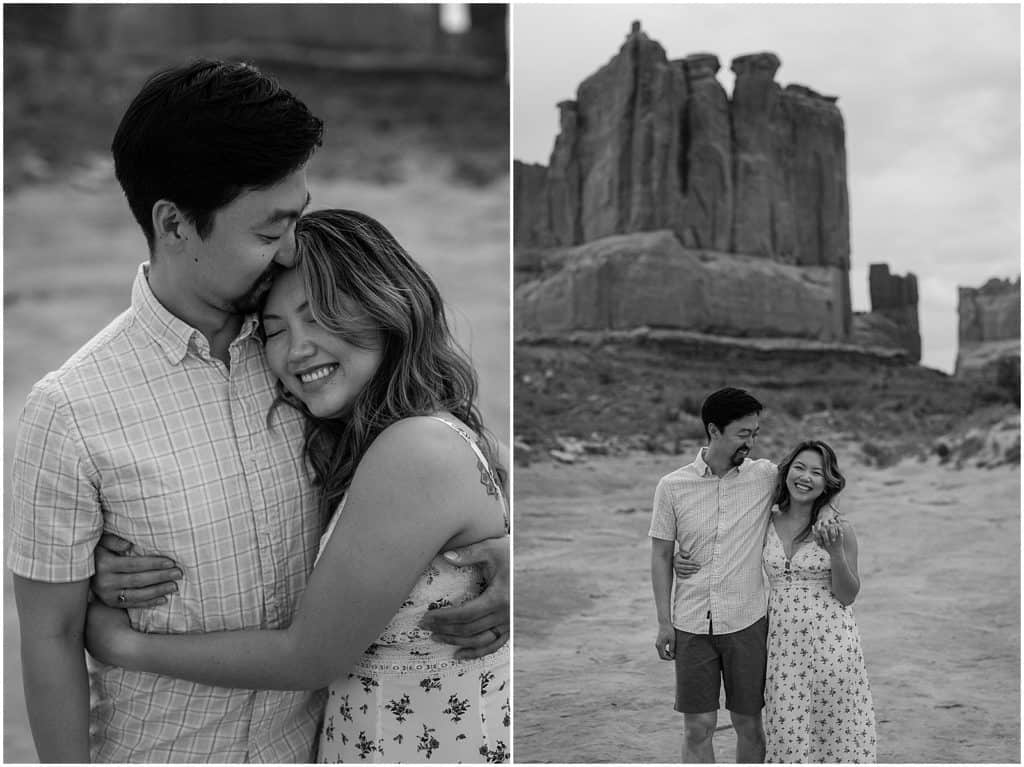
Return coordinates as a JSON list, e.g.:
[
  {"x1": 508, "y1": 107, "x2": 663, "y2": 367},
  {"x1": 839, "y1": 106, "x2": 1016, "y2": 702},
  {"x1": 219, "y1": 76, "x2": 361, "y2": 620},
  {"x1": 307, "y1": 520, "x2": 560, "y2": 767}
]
[
  {"x1": 655, "y1": 623, "x2": 676, "y2": 660},
  {"x1": 673, "y1": 548, "x2": 701, "y2": 580},
  {"x1": 419, "y1": 535, "x2": 509, "y2": 660},
  {"x1": 91, "y1": 533, "x2": 182, "y2": 608}
]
